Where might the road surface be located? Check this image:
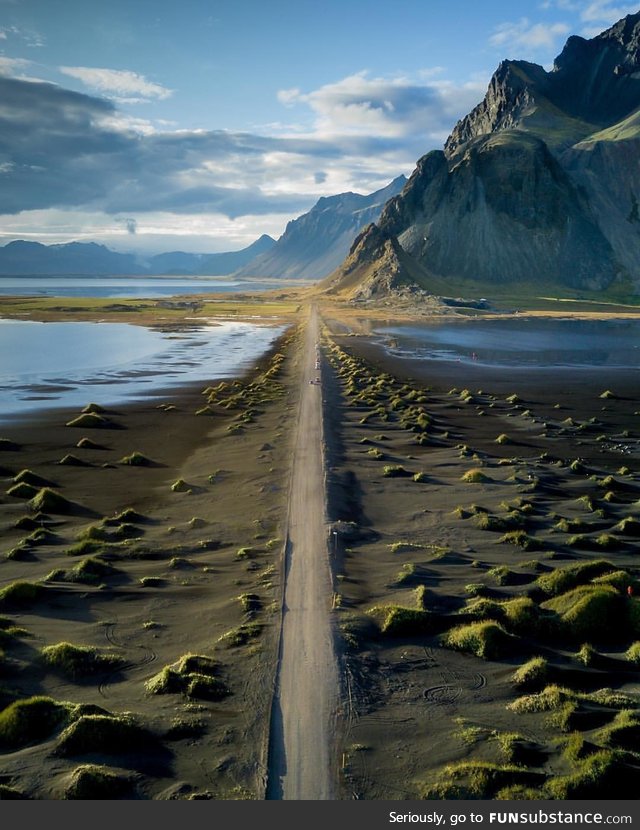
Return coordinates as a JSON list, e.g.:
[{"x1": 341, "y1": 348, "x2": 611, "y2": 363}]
[{"x1": 266, "y1": 305, "x2": 339, "y2": 800}]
